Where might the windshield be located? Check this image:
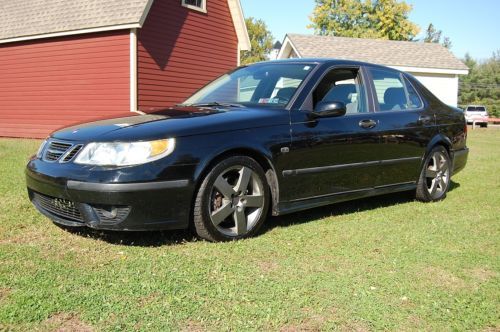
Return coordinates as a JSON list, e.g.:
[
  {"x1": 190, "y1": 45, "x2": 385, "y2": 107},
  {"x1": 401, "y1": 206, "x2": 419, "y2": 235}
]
[
  {"x1": 467, "y1": 106, "x2": 486, "y2": 112},
  {"x1": 183, "y1": 63, "x2": 316, "y2": 108}
]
